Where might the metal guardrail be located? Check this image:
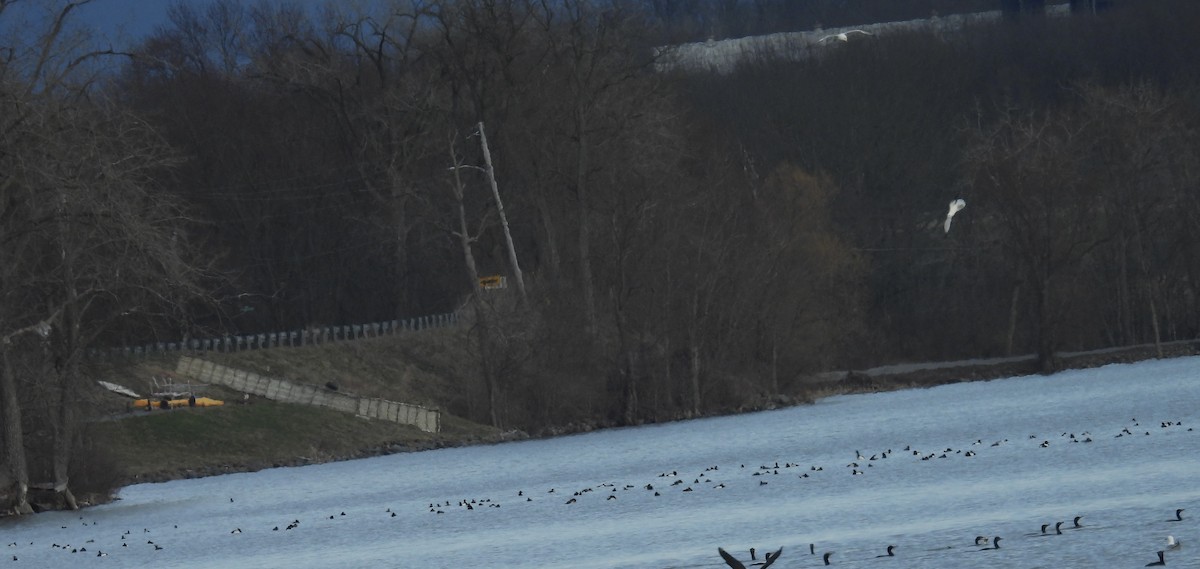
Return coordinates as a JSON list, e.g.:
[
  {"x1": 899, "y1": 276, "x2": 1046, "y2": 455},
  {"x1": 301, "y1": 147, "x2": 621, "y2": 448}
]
[{"x1": 90, "y1": 312, "x2": 460, "y2": 360}]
